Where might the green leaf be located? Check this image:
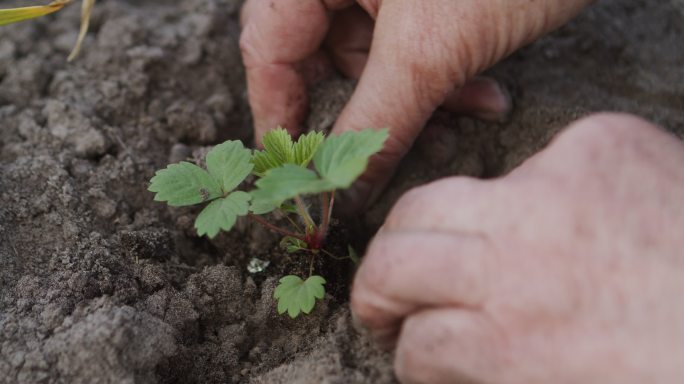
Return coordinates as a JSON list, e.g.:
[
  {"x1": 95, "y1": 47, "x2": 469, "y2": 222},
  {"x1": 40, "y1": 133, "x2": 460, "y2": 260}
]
[
  {"x1": 314, "y1": 129, "x2": 389, "y2": 188},
  {"x1": 252, "y1": 150, "x2": 281, "y2": 177},
  {"x1": 149, "y1": 161, "x2": 222, "y2": 207},
  {"x1": 274, "y1": 275, "x2": 326, "y2": 318},
  {"x1": 263, "y1": 127, "x2": 295, "y2": 164},
  {"x1": 253, "y1": 129, "x2": 324, "y2": 176},
  {"x1": 250, "y1": 164, "x2": 334, "y2": 214},
  {"x1": 194, "y1": 191, "x2": 251, "y2": 238},
  {"x1": 293, "y1": 131, "x2": 325, "y2": 166},
  {"x1": 280, "y1": 236, "x2": 308, "y2": 254},
  {"x1": 0, "y1": 0, "x2": 70, "y2": 26},
  {"x1": 249, "y1": 198, "x2": 280, "y2": 215},
  {"x1": 279, "y1": 203, "x2": 299, "y2": 215},
  {"x1": 206, "y1": 140, "x2": 253, "y2": 192}
]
